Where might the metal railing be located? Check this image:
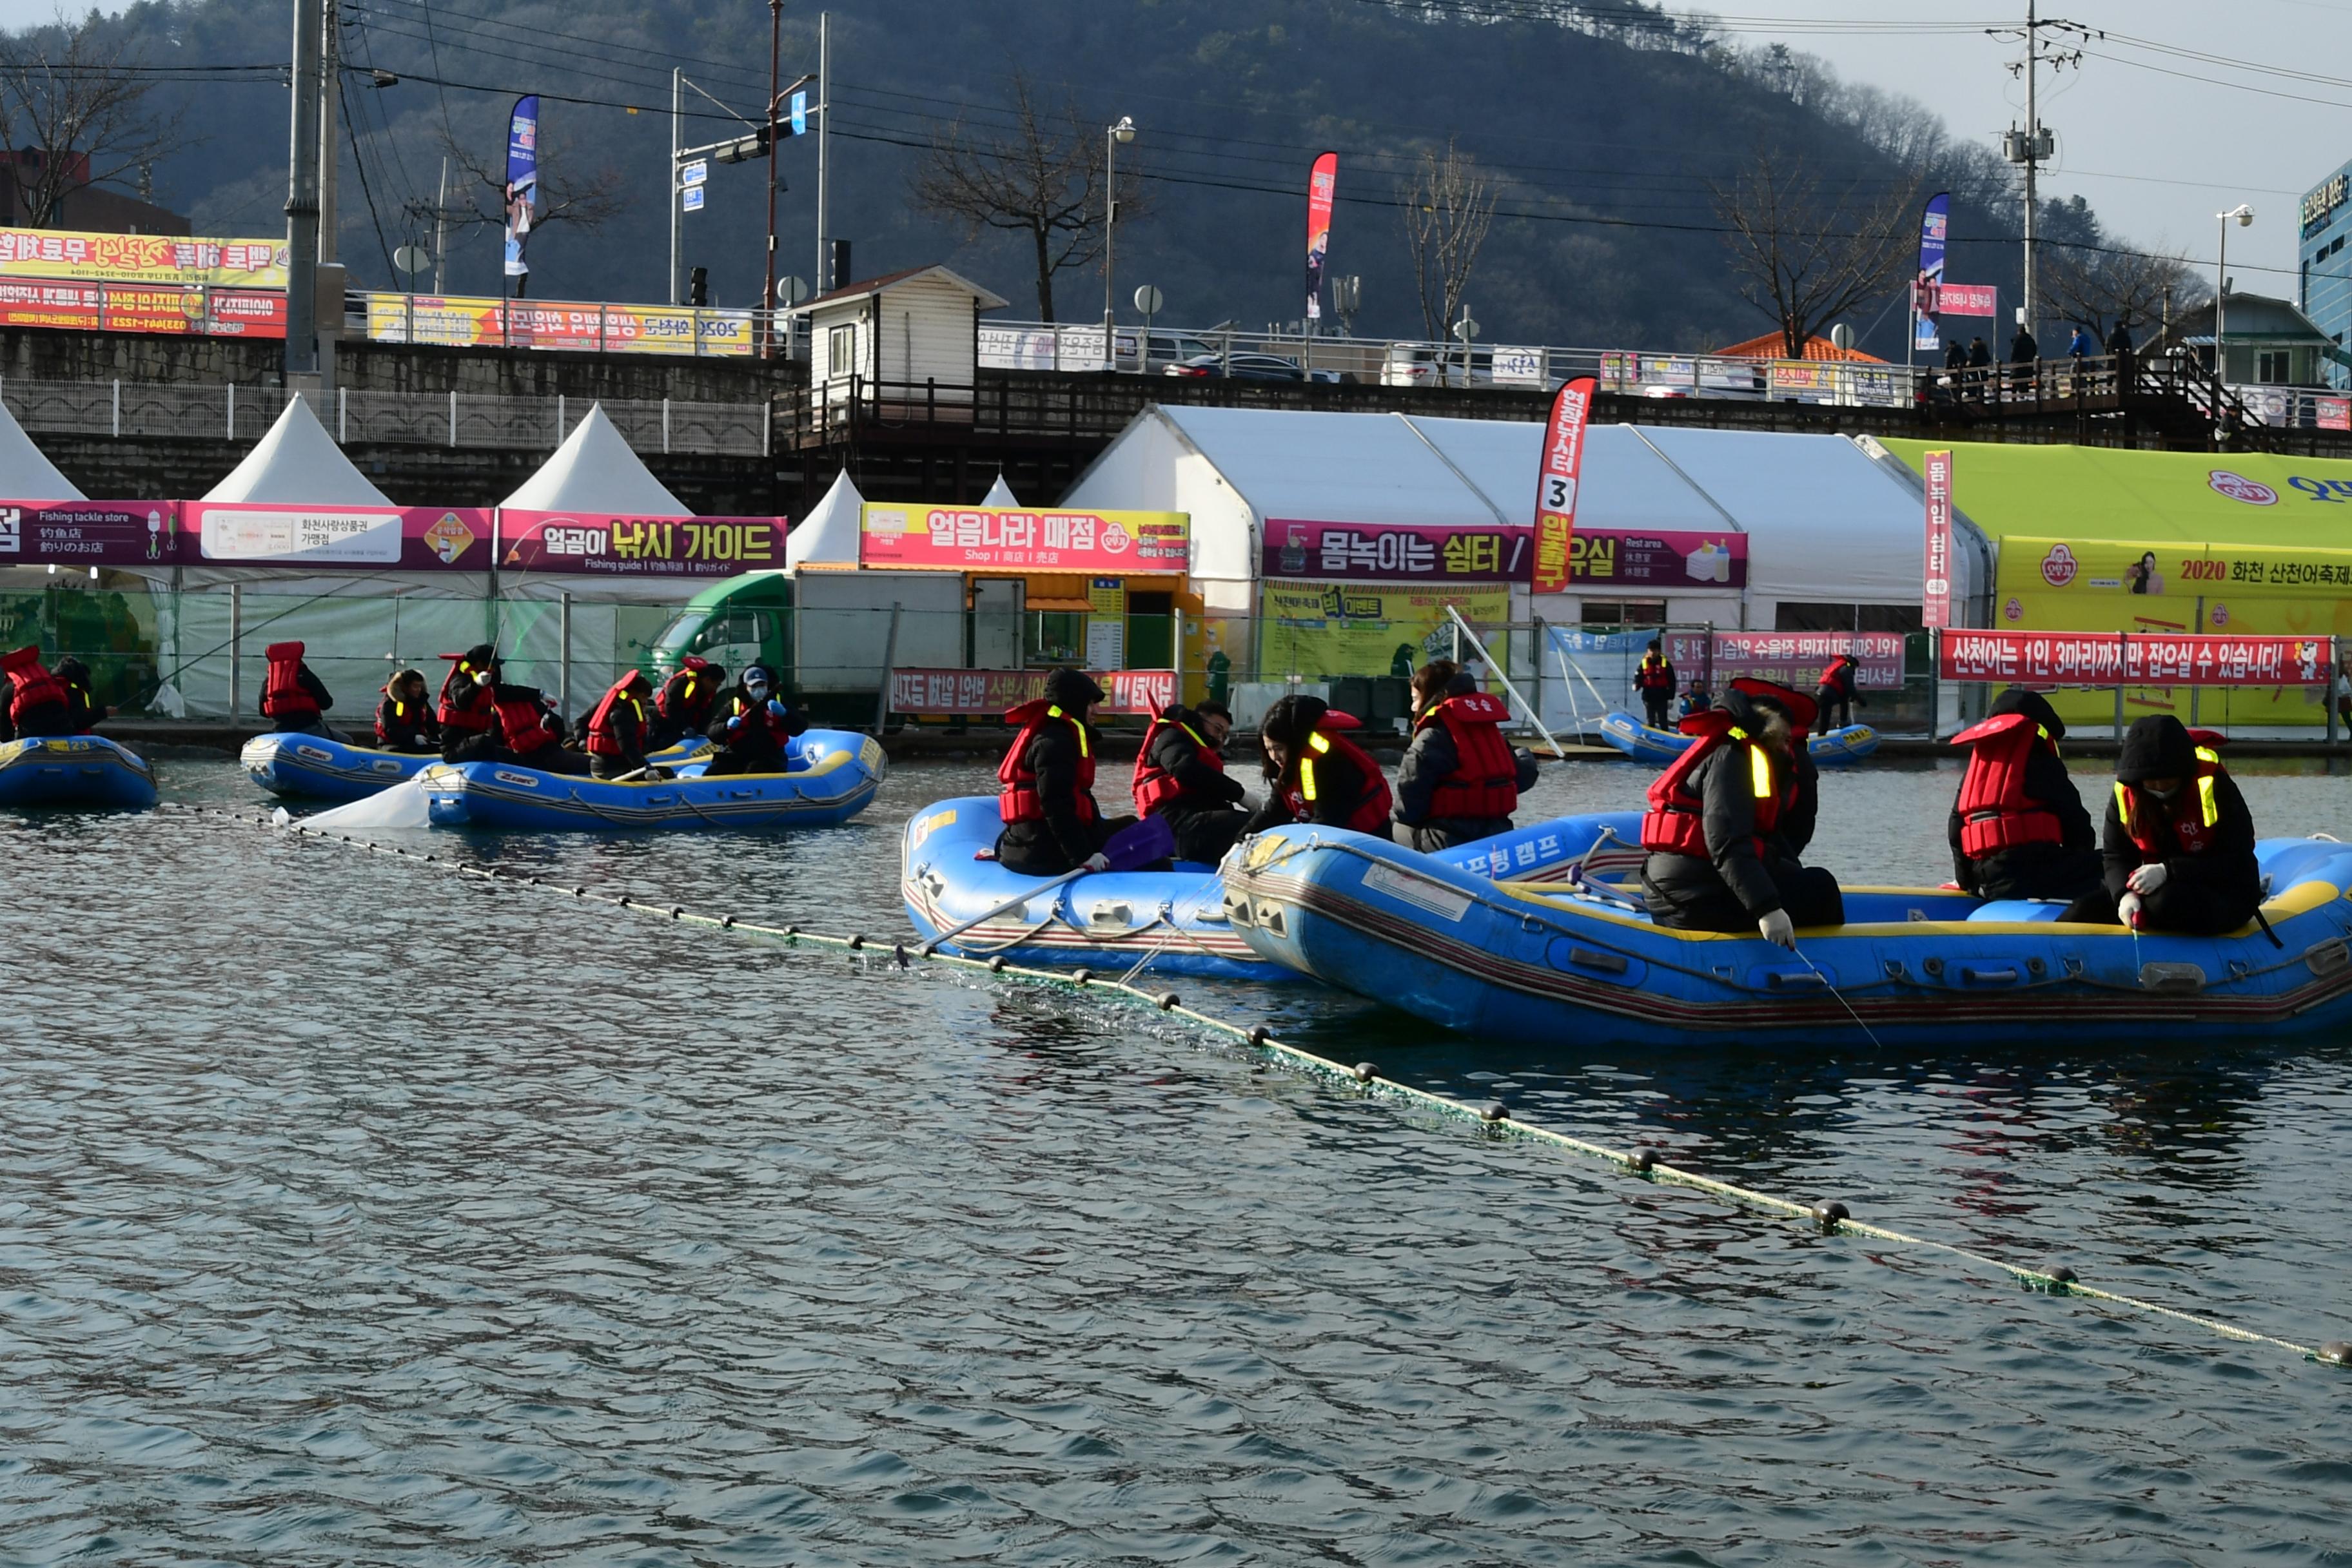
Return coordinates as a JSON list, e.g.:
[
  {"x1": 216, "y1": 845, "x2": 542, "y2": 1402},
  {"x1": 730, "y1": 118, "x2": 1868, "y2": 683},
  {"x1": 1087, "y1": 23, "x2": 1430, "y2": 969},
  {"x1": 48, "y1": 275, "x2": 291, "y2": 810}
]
[{"x1": 0, "y1": 377, "x2": 770, "y2": 456}]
